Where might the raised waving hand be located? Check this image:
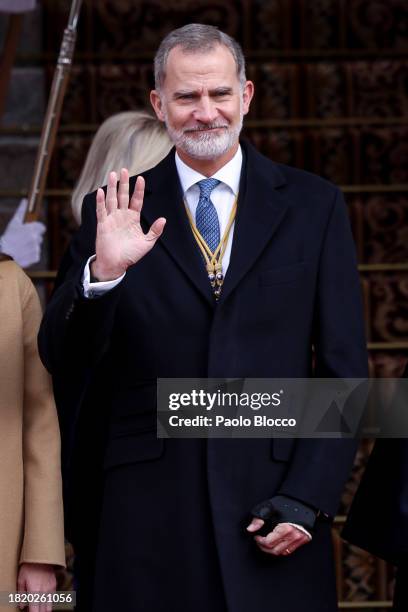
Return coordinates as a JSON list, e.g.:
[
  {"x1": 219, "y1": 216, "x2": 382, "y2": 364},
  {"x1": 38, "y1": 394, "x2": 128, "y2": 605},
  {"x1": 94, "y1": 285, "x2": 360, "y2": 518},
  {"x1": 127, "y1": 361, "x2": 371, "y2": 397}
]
[{"x1": 91, "y1": 168, "x2": 166, "y2": 281}]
